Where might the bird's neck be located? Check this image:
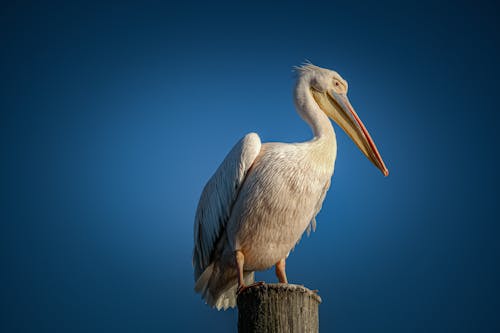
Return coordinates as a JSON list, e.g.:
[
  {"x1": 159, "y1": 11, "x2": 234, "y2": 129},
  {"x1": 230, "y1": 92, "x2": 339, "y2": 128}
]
[{"x1": 294, "y1": 78, "x2": 335, "y2": 141}]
